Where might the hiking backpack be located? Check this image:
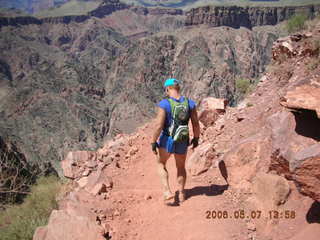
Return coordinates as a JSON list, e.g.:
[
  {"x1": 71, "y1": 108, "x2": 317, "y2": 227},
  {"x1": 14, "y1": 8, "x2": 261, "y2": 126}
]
[{"x1": 167, "y1": 97, "x2": 190, "y2": 143}]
